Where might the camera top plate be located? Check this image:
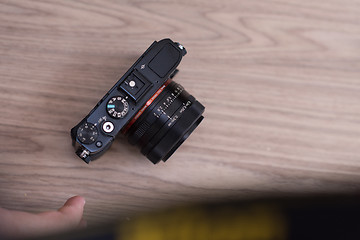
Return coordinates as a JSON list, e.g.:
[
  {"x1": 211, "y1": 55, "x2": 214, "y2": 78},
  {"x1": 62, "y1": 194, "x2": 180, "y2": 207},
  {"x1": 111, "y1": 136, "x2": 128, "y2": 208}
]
[{"x1": 71, "y1": 39, "x2": 186, "y2": 163}]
